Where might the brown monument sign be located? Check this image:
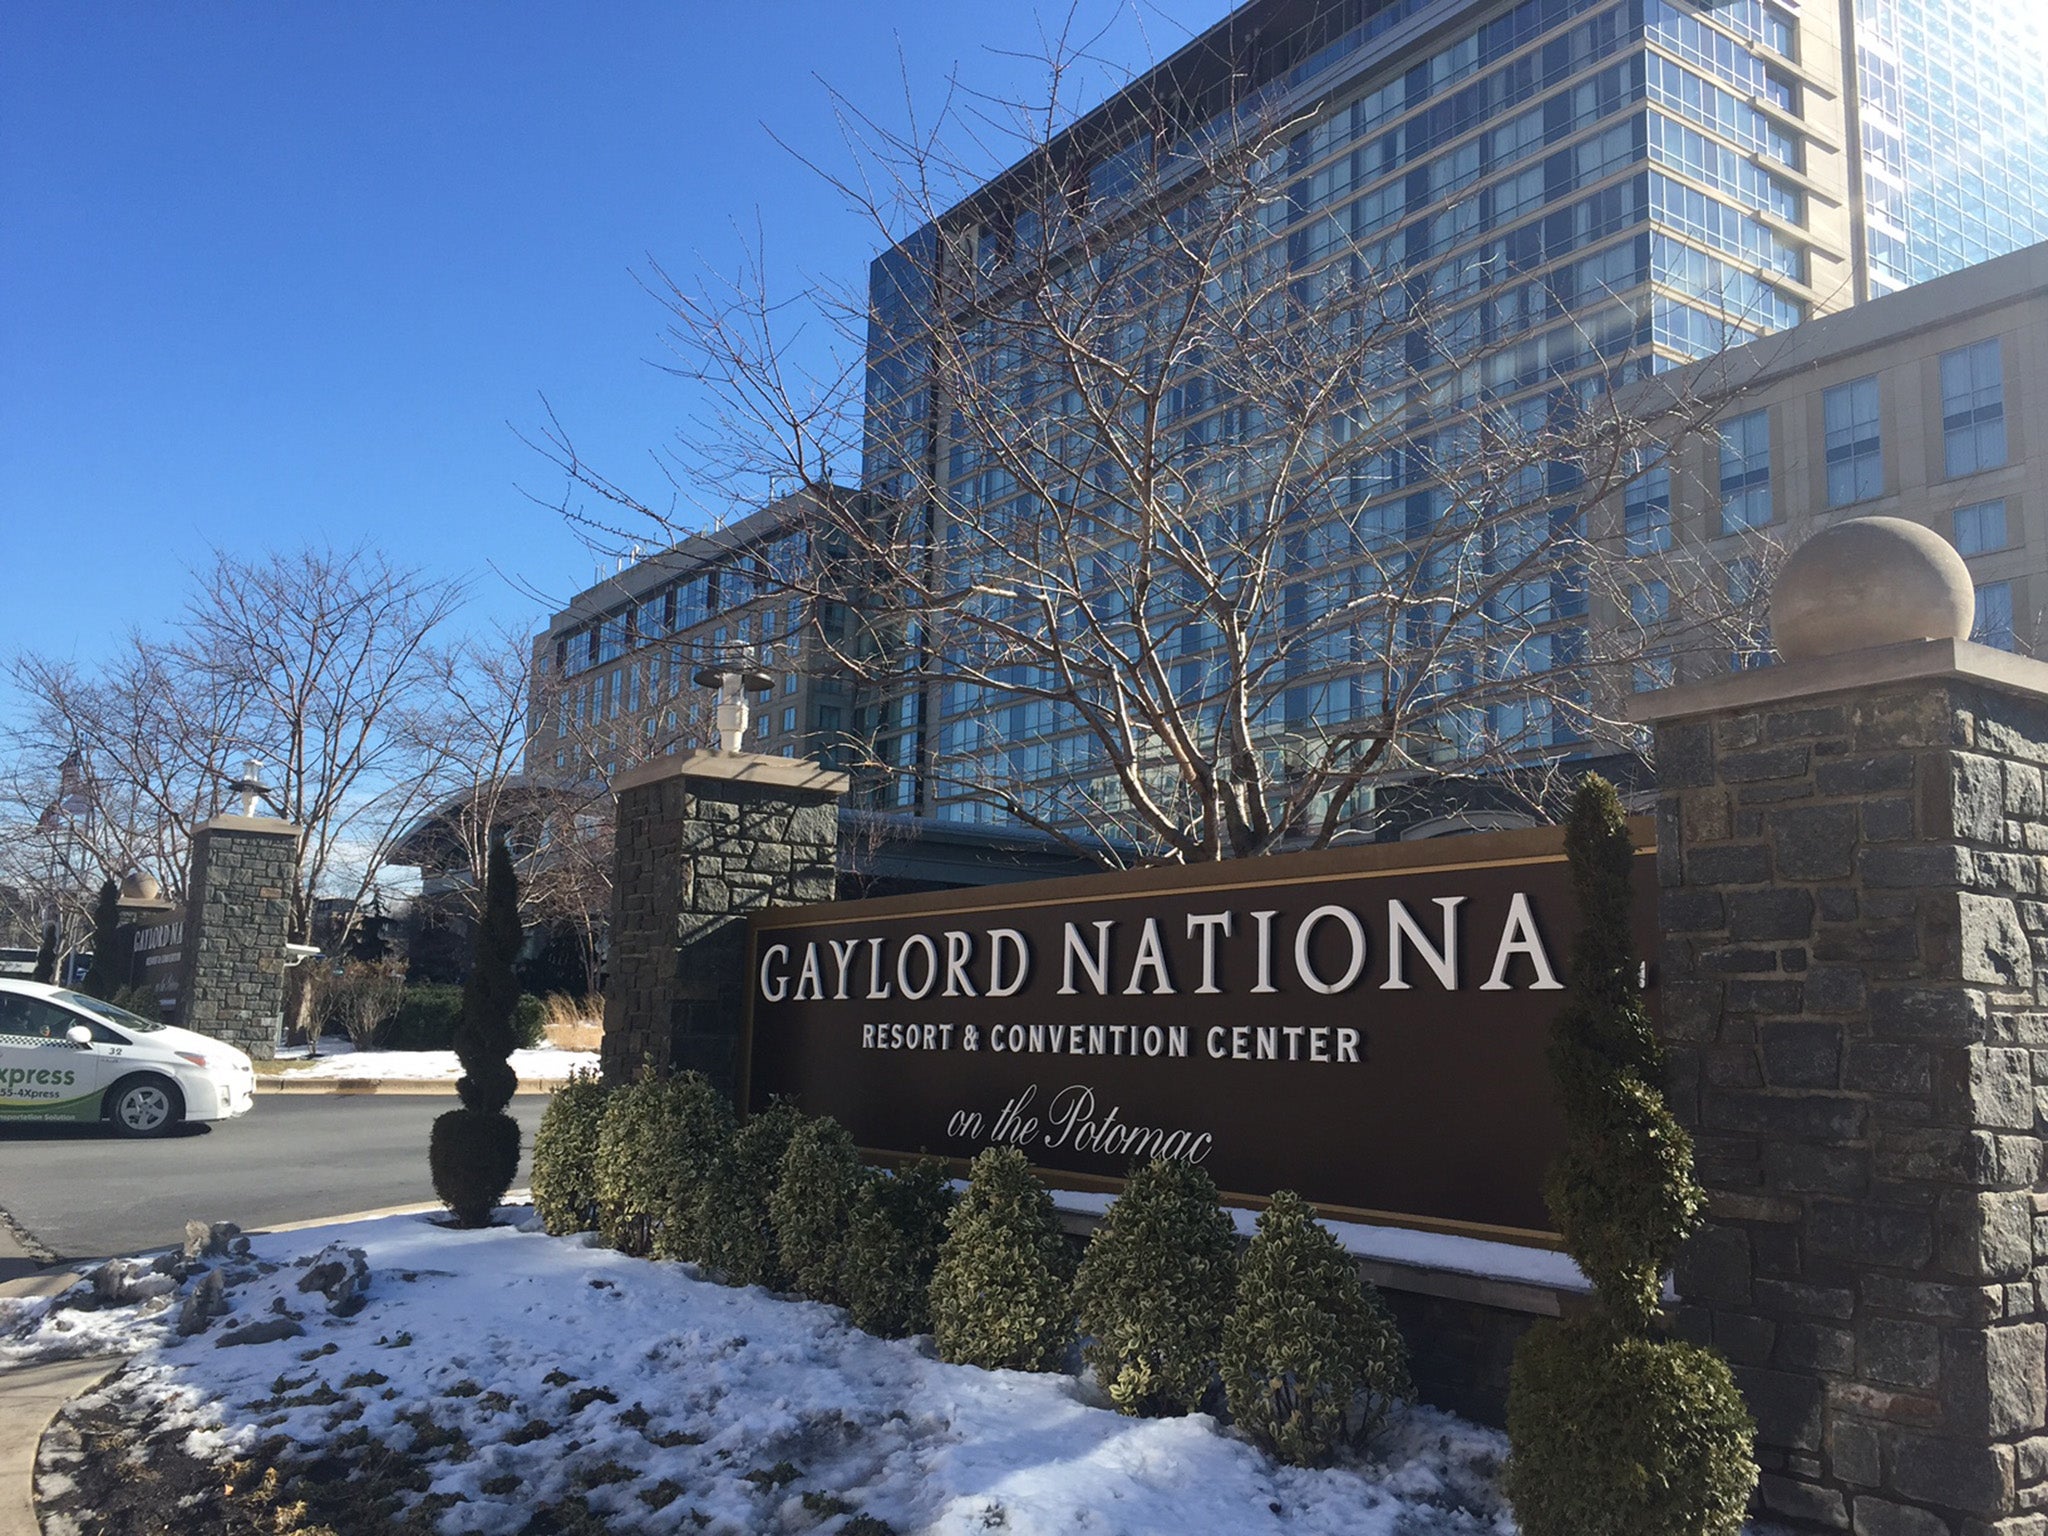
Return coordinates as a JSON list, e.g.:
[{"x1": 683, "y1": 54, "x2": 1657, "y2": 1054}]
[{"x1": 744, "y1": 824, "x2": 1655, "y2": 1246}]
